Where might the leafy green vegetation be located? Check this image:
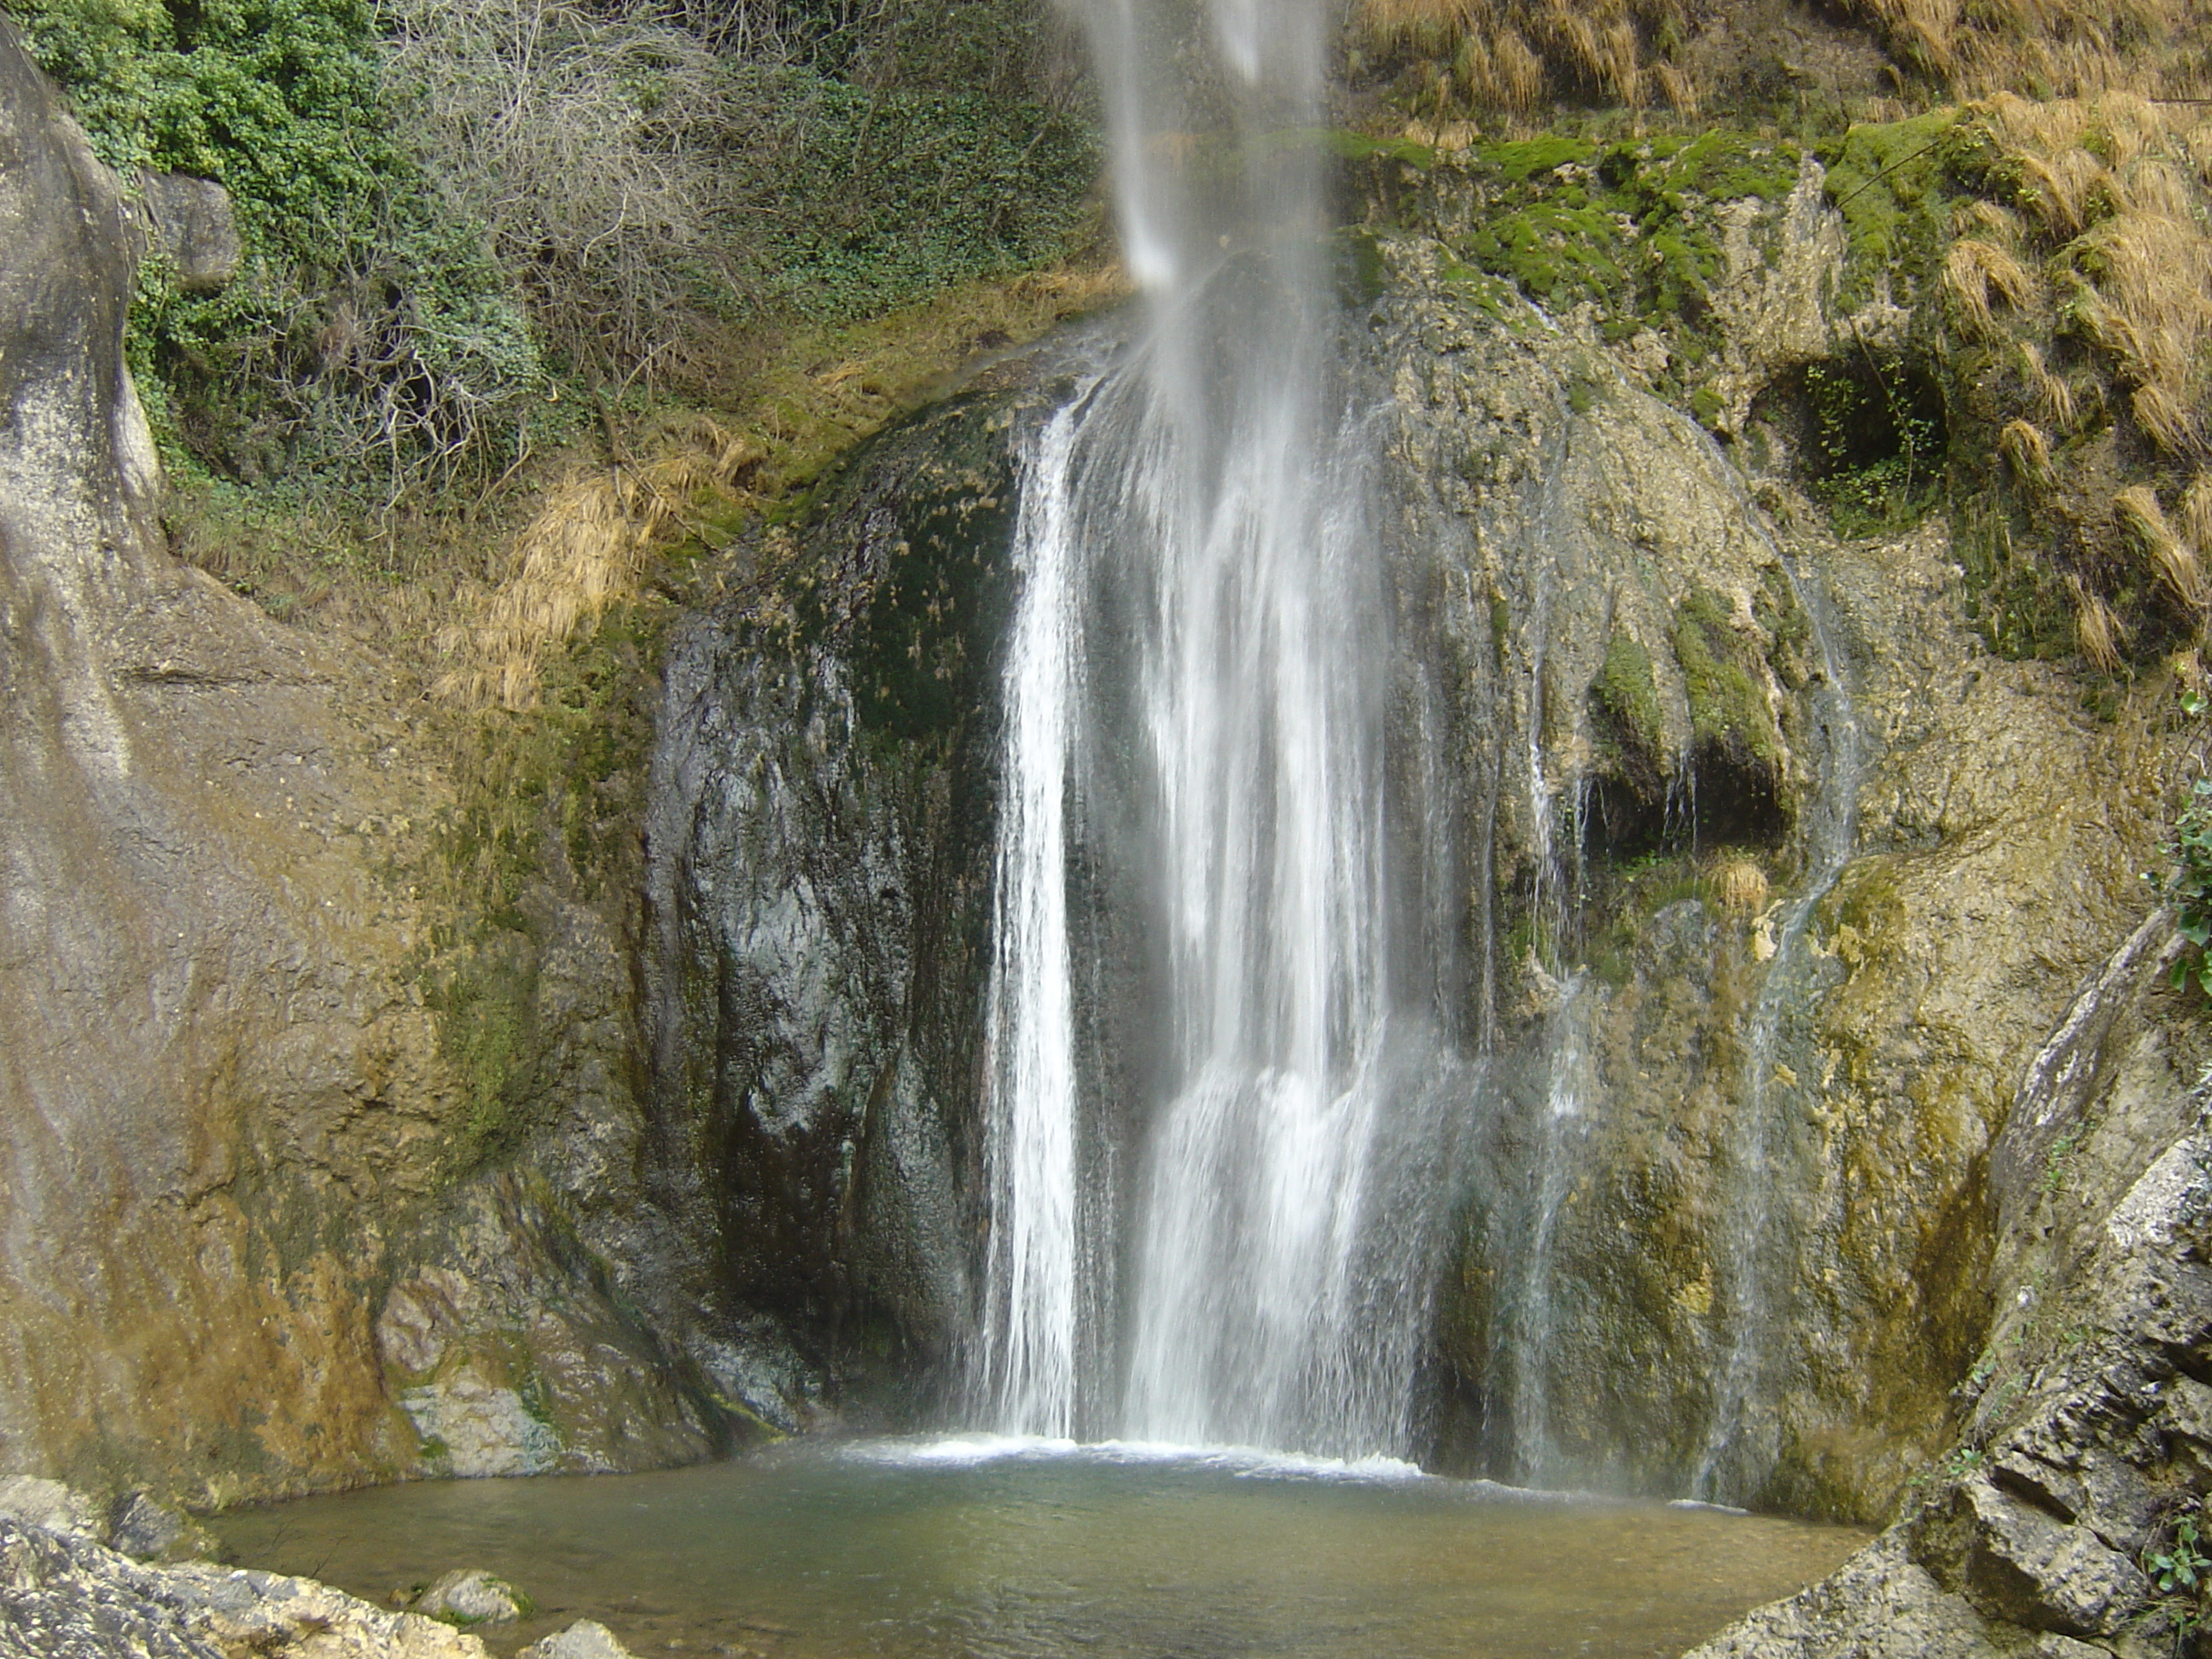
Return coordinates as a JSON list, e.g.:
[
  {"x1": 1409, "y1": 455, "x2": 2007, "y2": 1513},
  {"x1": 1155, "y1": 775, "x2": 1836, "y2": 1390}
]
[
  {"x1": 2145, "y1": 1500, "x2": 2211, "y2": 1637},
  {"x1": 13, "y1": 0, "x2": 1097, "y2": 513},
  {"x1": 753, "y1": 72, "x2": 1096, "y2": 323},
  {"x1": 1798, "y1": 358, "x2": 1947, "y2": 538},
  {"x1": 15, "y1": 0, "x2": 539, "y2": 500}
]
